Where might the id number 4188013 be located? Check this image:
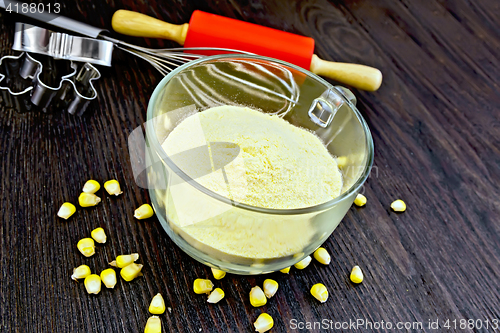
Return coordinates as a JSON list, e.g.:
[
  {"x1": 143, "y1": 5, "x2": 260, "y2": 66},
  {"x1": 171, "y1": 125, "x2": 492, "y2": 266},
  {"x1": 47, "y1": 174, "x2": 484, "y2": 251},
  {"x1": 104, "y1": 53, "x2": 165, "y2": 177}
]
[
  {"x1": 5, "y1": 2, "x2": 61, "y2": 14},
  {"x1": 443, "y1": 318, "x2": 499, "y2": 330}
]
